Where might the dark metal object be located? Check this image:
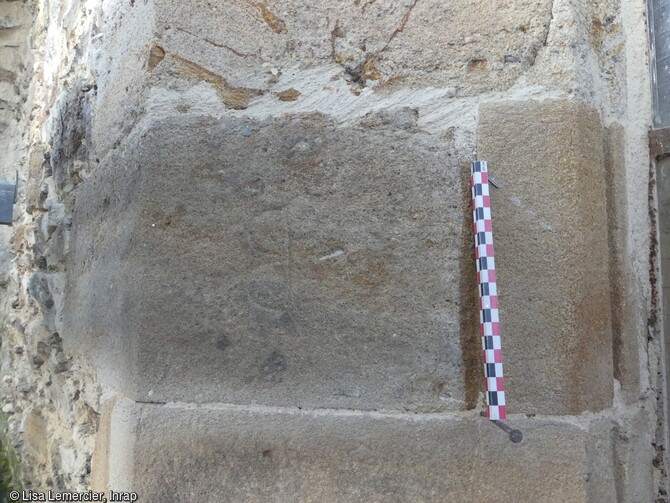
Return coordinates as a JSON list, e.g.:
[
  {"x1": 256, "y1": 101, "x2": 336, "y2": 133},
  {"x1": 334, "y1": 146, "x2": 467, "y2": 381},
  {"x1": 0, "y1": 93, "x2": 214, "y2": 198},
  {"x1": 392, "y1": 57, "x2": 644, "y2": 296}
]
[
  {"x1": 0, "y1": 172, "x2": 17, "y2": 226},
  {"x1": 480, "y1": 411, "x2": 523, "y2": 443}
]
